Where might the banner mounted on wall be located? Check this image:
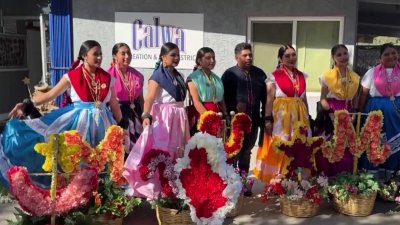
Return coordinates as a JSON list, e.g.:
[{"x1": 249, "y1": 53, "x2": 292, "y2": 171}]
[{"x1": 115, "y1": 12, "x2": 204, "y2": 69}]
